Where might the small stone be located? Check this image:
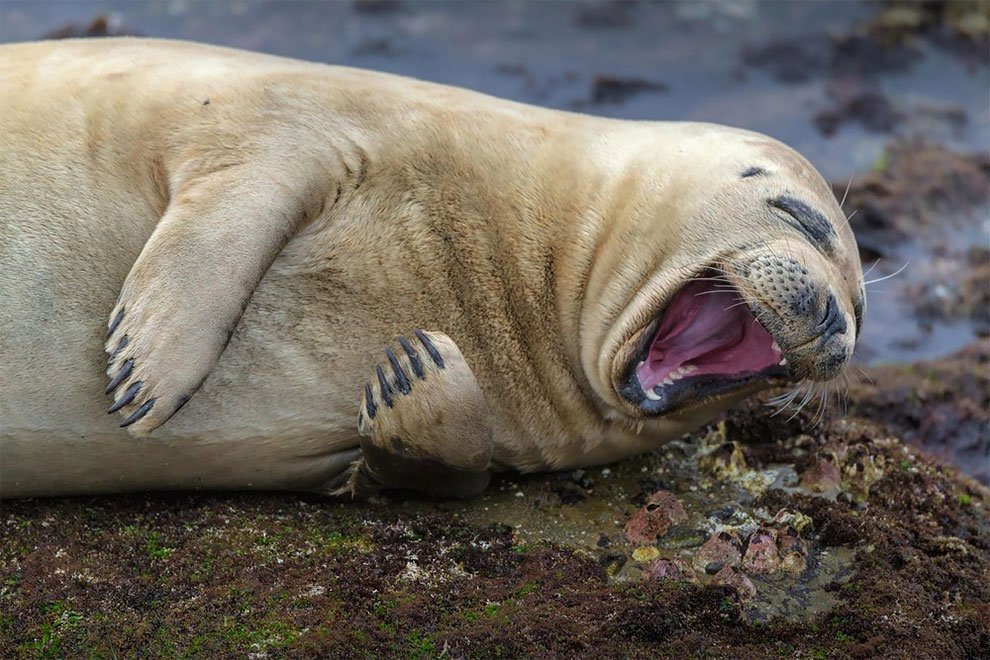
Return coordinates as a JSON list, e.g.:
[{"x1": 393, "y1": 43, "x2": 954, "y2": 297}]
[
  {"x1": 632, "y1": 545, "x2": 661, "y2": 562},
  {"x1": 704, "y1": 561, "x2": 723, "y2": 575},
  {"x1": 644, "y1": 558, "x2": 693, "y2": 582},
  {"x1": 711, "y1": 565, "x2": 757, "y2": 600},
  {"x1": 692, "y1": 530, "x2": 743, "y2": 573},
  {"x1": 657, "y1": 527, "x2": 706, "y2": 549},
  {"x1": 771, "y1": 509, "x2": 813, "y2": 533},
  {"x1": 624, "y1": 490, "x2": 688, "y2": 544},
  {"x1": 599, "y1": 552, "x2": 627, "y2": 577},
  {"x1": 596, "y1": 534, "x2": 611, "y2": 548},
  {"x1": 799, "y1": 452, "x2": 842, "y2": 493},
  {"x1": 777, "y1": 526, "x2": 809, "y2": 573},
  {"x1": 741, "y1": 526, "x2": 781, "y2": 574}
]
